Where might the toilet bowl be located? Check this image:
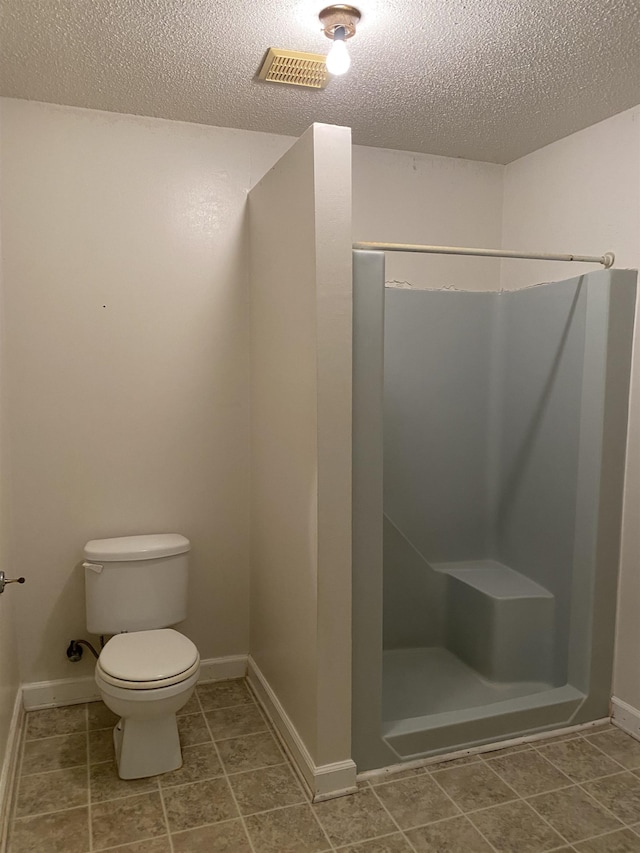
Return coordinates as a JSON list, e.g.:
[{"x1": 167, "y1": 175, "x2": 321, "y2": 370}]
[
  {"x1": 94, "y1": 628, "x2": 200, "y2": 778},
  {"x1": 84, "y1": 533, "x2": 200, "y2": 779}
]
